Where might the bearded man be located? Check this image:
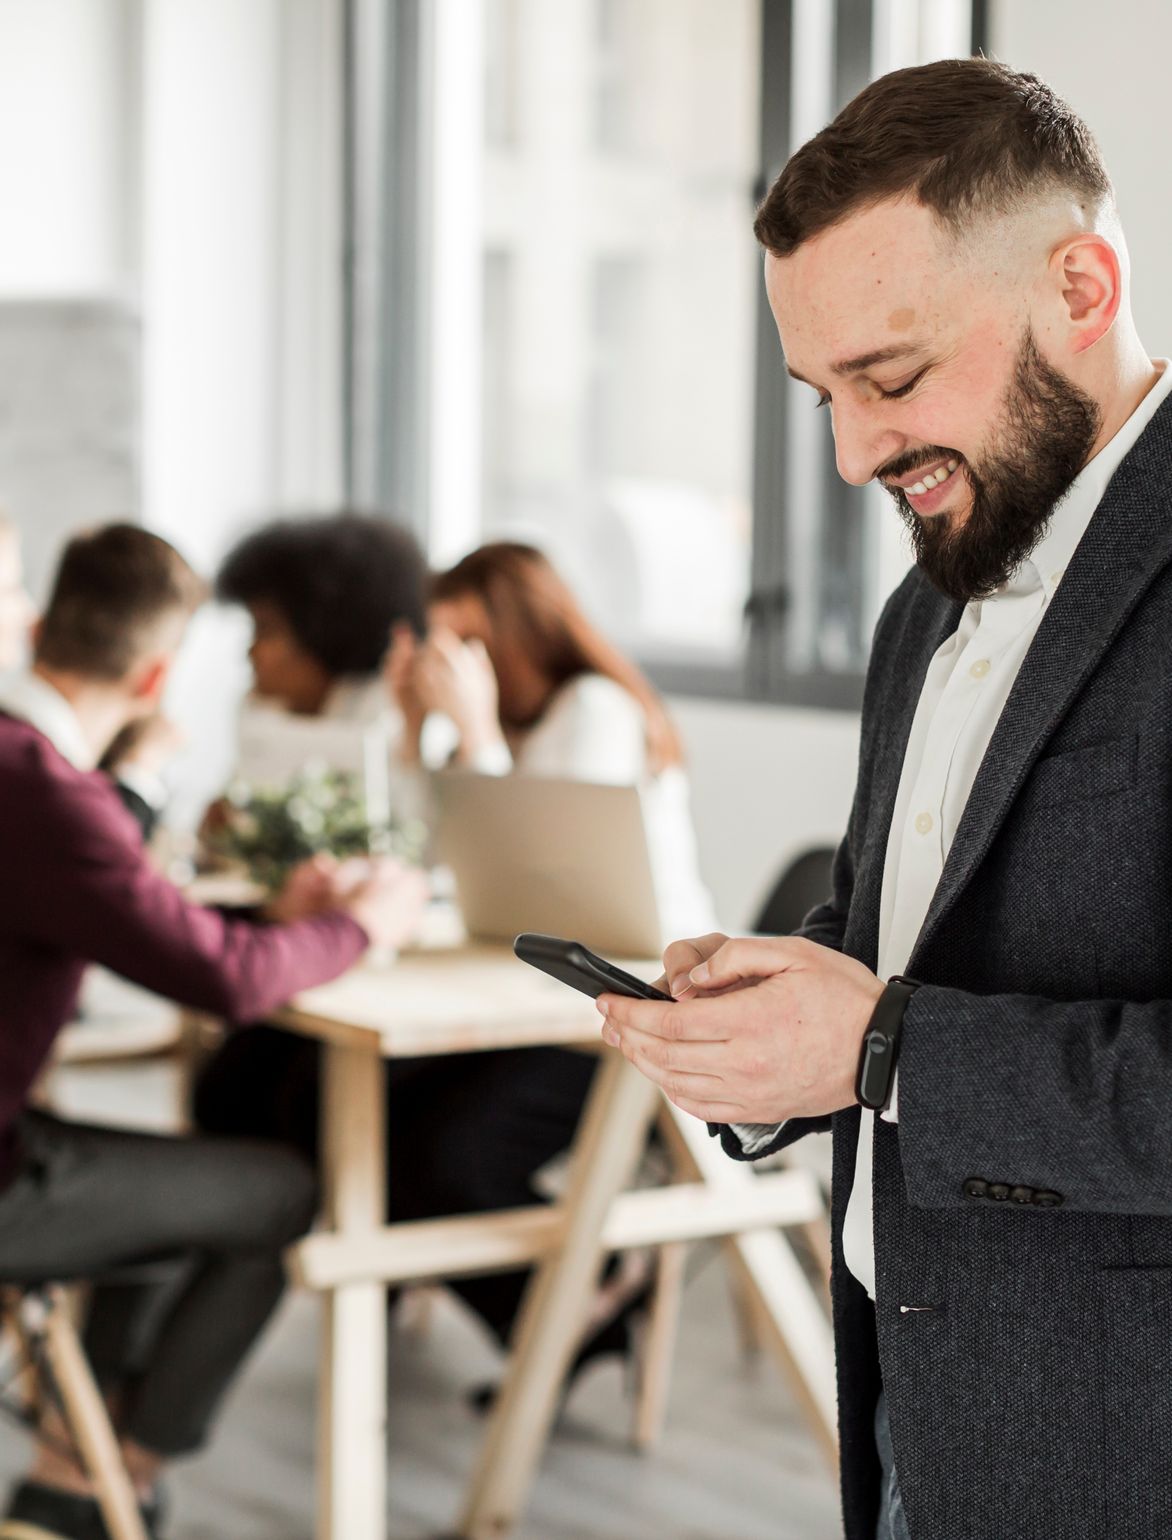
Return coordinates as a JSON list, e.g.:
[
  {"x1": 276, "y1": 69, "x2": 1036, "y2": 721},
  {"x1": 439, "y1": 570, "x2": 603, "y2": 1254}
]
[{"x1": 597, "y1": 57, "x2": 1170, "y2": 1540}]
